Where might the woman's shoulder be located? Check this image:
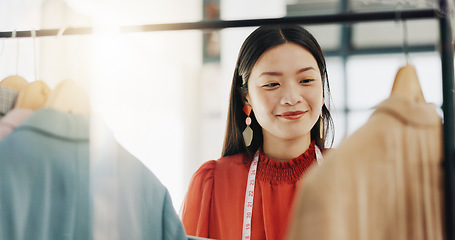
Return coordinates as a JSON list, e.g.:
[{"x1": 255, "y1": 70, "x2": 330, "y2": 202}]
[
  {"x1": 217, "y1": 152, "x2": 247, "y2": 165},
  {"x1": 192, "y1": 152, "x2": 248, "y2": 179},
  {"x1": 189, "y1": 160, "x2": 216, "y2": 186},
  {"x1": 216, "y1": 152, "x2": 250, "y2": 174}
]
